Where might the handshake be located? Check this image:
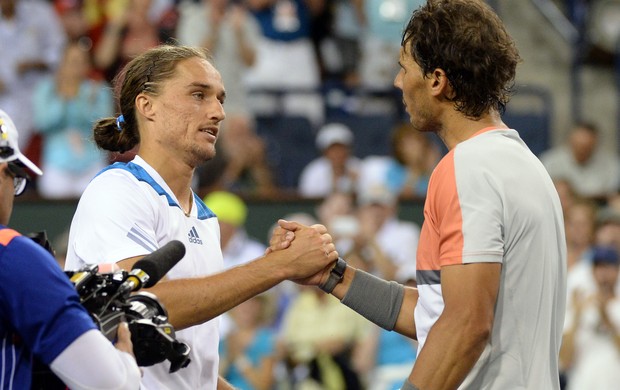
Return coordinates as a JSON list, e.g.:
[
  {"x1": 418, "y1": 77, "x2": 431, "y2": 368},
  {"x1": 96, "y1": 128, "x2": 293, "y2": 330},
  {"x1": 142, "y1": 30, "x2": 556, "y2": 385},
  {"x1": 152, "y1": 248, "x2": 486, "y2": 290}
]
[{"x1": 265, "y1": 219, "x2": 342, "y2": 290}]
